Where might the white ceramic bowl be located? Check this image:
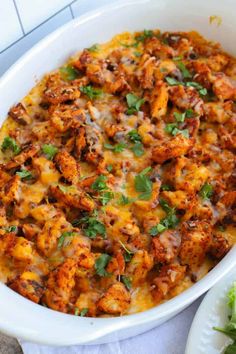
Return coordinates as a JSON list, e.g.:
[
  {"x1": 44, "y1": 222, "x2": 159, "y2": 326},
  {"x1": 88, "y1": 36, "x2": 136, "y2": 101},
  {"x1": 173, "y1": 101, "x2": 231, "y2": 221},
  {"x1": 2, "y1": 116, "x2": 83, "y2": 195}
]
[{"x1": 0, "y1": 0, "x2": 235, "y2": 346}]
